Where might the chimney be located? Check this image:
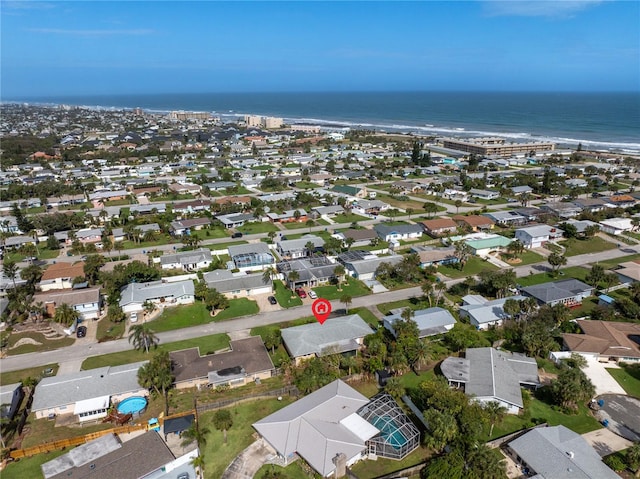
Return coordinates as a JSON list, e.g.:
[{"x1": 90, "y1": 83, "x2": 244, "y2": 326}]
[{"x1": 333, "y1": 453, "x2": 347, "y2": 478}]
